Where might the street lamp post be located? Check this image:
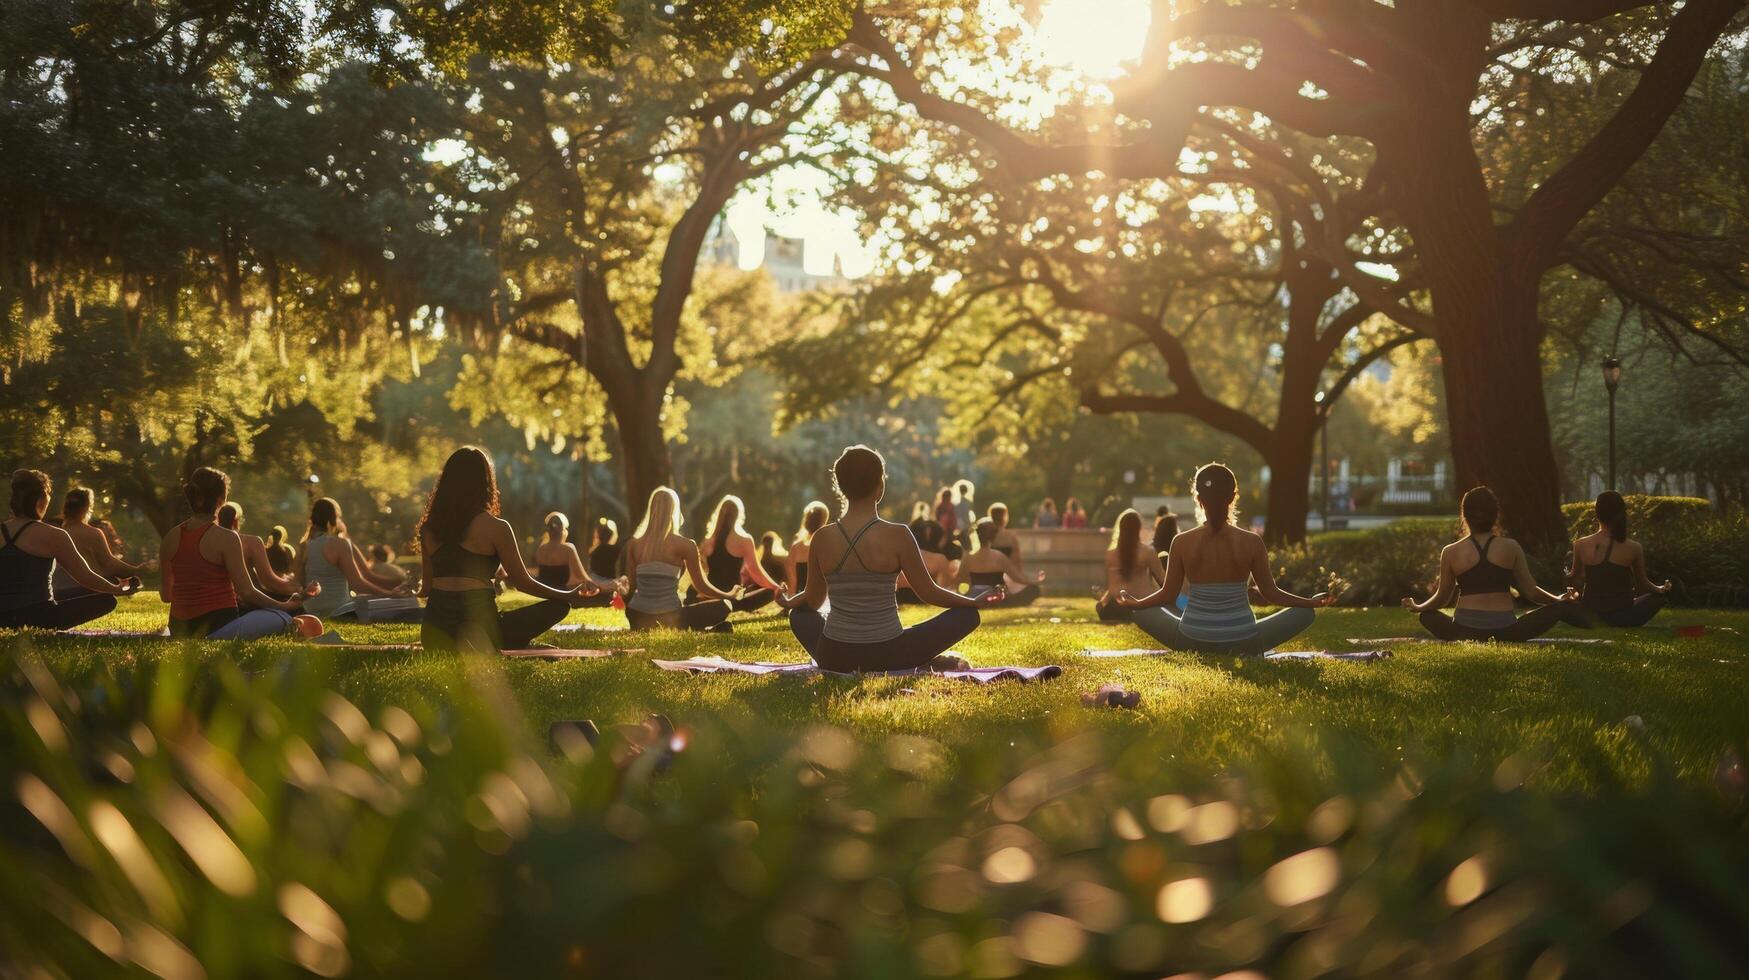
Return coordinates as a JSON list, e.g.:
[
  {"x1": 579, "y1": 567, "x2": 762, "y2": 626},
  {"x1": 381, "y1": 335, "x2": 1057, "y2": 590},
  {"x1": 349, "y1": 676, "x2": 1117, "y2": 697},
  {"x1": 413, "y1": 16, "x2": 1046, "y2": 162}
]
[{"x1": 1602, "y1": 357, "x2": 1622, "y2": 490}]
